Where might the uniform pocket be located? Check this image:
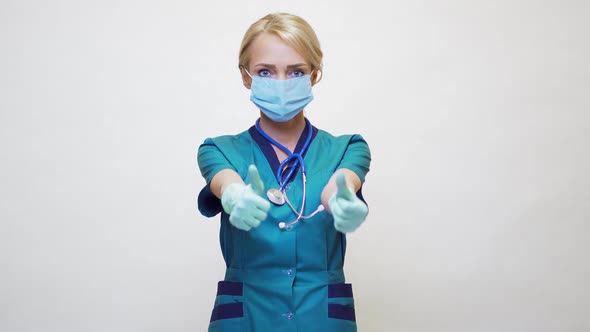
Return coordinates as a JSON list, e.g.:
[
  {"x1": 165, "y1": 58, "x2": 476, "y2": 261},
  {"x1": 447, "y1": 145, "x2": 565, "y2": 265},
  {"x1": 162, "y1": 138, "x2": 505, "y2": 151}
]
[
  {"x1": 327, "y1": 283, "x2": 356, "y2": 322},
  {"x1": 209, "y1": 280, "x2": 244, "y2": 328},
  {"x1": 210, "y1": 302, "x2": 243, "y2": 322}
]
